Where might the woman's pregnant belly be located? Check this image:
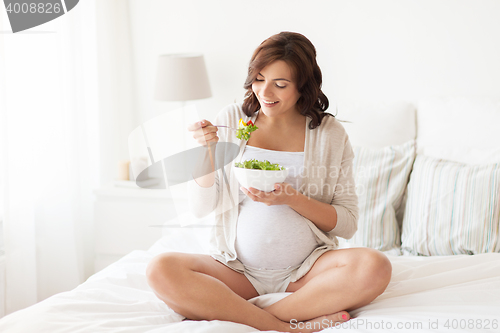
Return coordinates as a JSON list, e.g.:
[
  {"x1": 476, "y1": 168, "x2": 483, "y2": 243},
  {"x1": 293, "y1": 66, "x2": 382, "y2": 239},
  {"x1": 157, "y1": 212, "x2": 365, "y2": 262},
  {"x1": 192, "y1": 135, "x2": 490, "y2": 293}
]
[{"x1": 235, "y1": 197, "x2": 319, "y2": 269}]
